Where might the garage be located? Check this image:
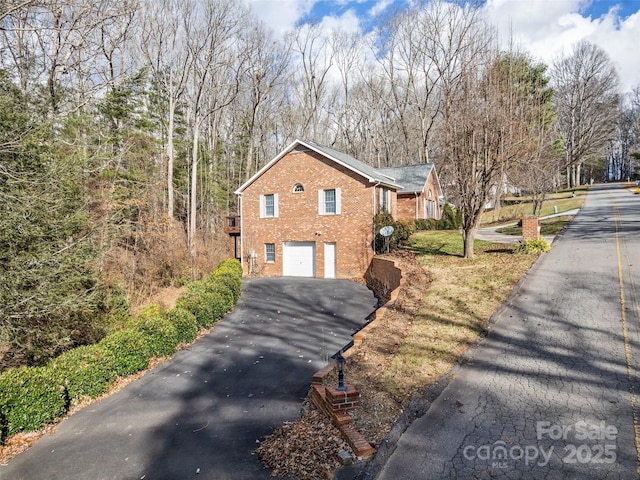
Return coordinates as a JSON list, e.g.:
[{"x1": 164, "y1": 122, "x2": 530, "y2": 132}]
[{"x1": 282, "y1": 242, "x2": 316, "y2": 277}]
